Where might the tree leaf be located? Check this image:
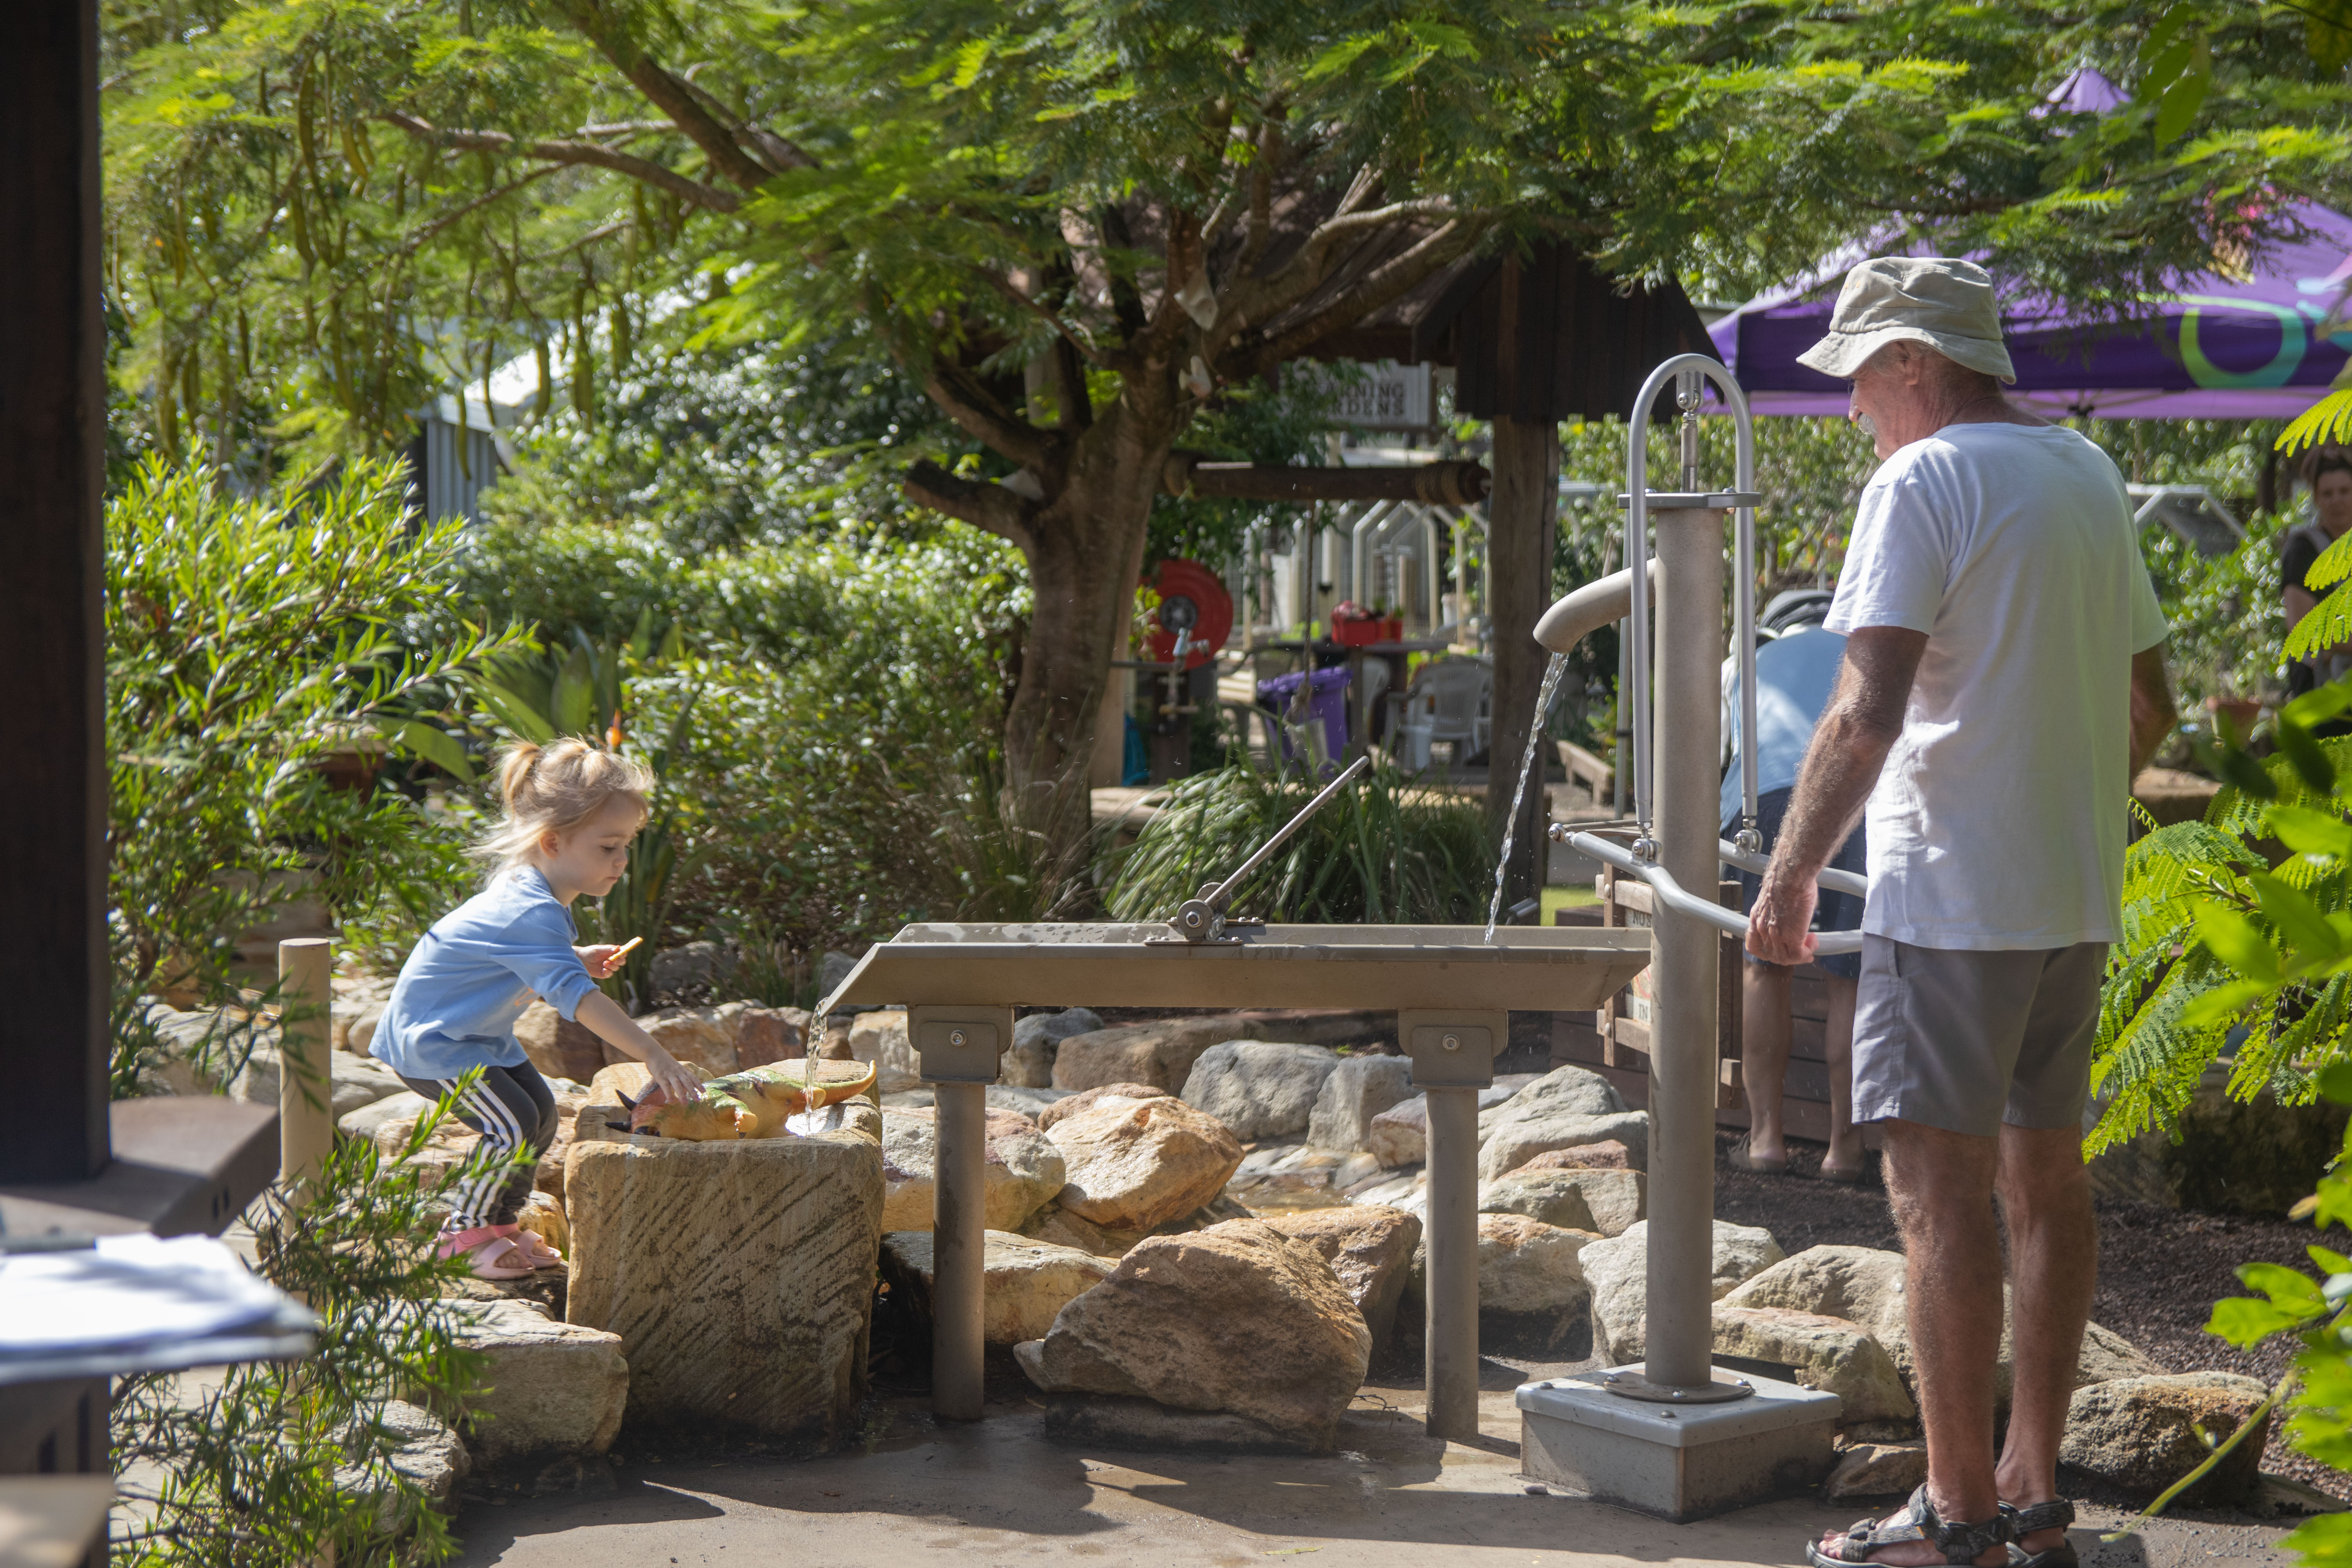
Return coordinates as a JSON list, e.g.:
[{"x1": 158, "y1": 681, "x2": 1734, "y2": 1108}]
[
  {"x1": 2251, "y1": 872, "x2": 2345, "y2": 964},
  {"x1": 2196, "y1": 900, "x2": 2284, "y2": 983},
  {"x1": 385, "y1": 719, "x2": 475, "y2": 784}
]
